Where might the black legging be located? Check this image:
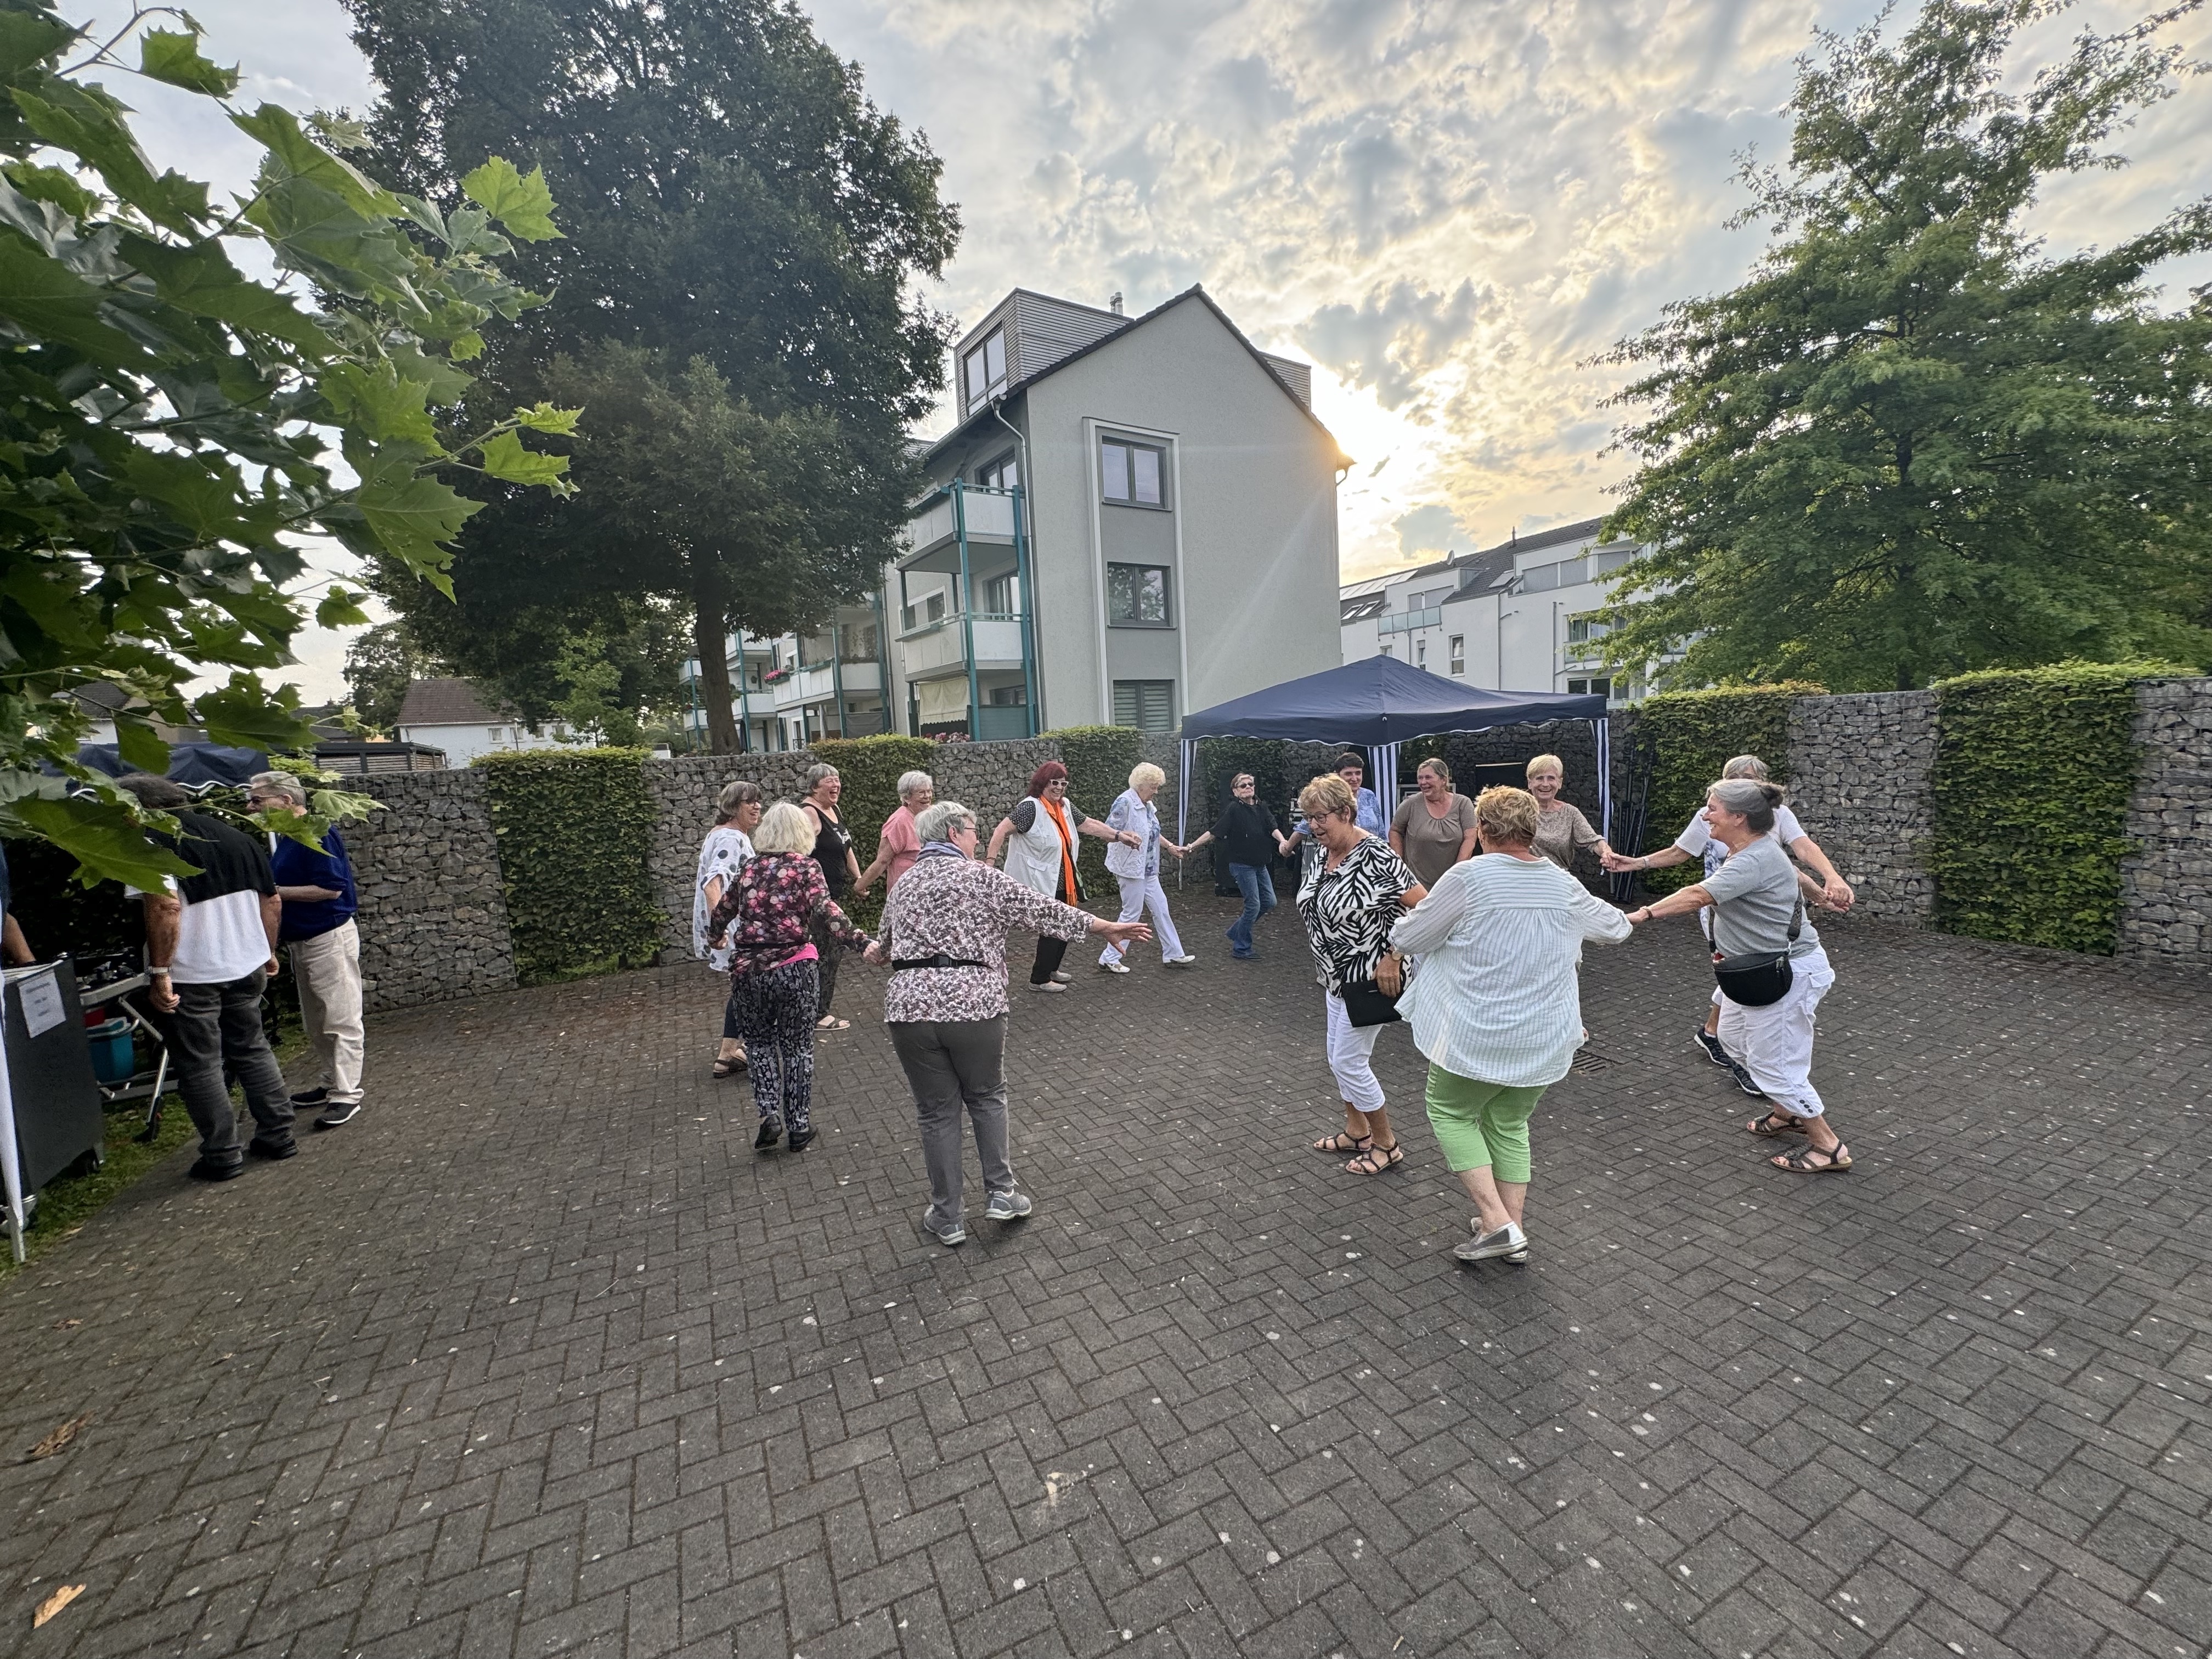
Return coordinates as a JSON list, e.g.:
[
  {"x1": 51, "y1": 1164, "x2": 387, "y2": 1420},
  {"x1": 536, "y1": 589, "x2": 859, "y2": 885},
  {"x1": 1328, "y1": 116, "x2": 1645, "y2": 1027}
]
[{"x1": 1029, "y1": 871, "x2": 1075, "y2": 983}]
